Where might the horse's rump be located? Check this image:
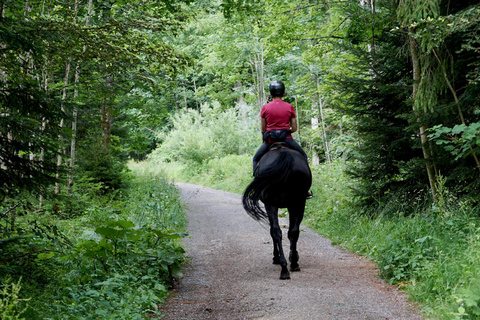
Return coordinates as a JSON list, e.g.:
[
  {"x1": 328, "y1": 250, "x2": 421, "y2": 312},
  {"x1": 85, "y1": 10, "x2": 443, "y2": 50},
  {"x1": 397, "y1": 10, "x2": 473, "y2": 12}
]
[{"x1": 243, "y1": 147, "x2": 311, "y2": 222}]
